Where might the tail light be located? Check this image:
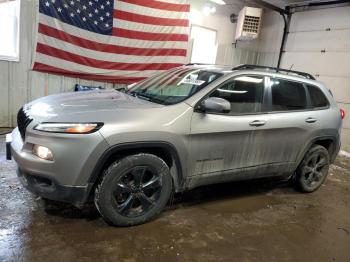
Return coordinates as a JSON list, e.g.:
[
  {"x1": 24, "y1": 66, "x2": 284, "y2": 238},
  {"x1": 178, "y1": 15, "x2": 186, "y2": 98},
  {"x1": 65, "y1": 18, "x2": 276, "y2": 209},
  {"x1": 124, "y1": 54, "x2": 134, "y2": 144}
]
[{"x1": 340, "y1": 109, "x2": 345, "y2": 120}]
